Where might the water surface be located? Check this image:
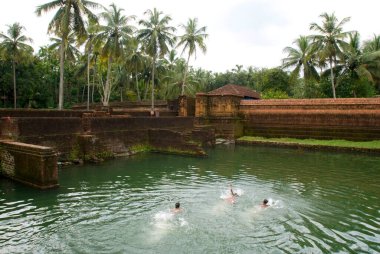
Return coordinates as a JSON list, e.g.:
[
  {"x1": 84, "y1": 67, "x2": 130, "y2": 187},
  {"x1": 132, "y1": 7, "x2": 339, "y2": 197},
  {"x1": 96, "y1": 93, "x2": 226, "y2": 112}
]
[{"x1": 1, "y1": 145, "x2": 379, "y2": 253}]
